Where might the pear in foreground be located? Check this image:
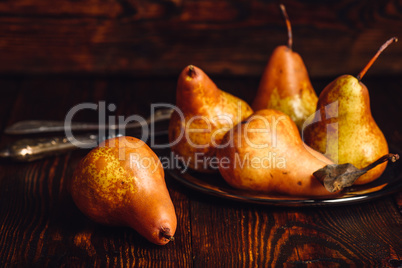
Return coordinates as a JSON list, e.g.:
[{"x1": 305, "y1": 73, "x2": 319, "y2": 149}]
[
  {"x1": 169, "y1": 65, "x2": 253, "y2": 172},
  {"x1": 252, "y1": 4, "x2": 317, "y2": 131},
  {"x1": 303, "y1": 37, "x2": 397, "y2": 185},
  {"x1": 71, "y1": 136, "x2": 177, "y2": 245},
  {"x1": 217, "y1": 109, "x2": 337, "y2": 197}
]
